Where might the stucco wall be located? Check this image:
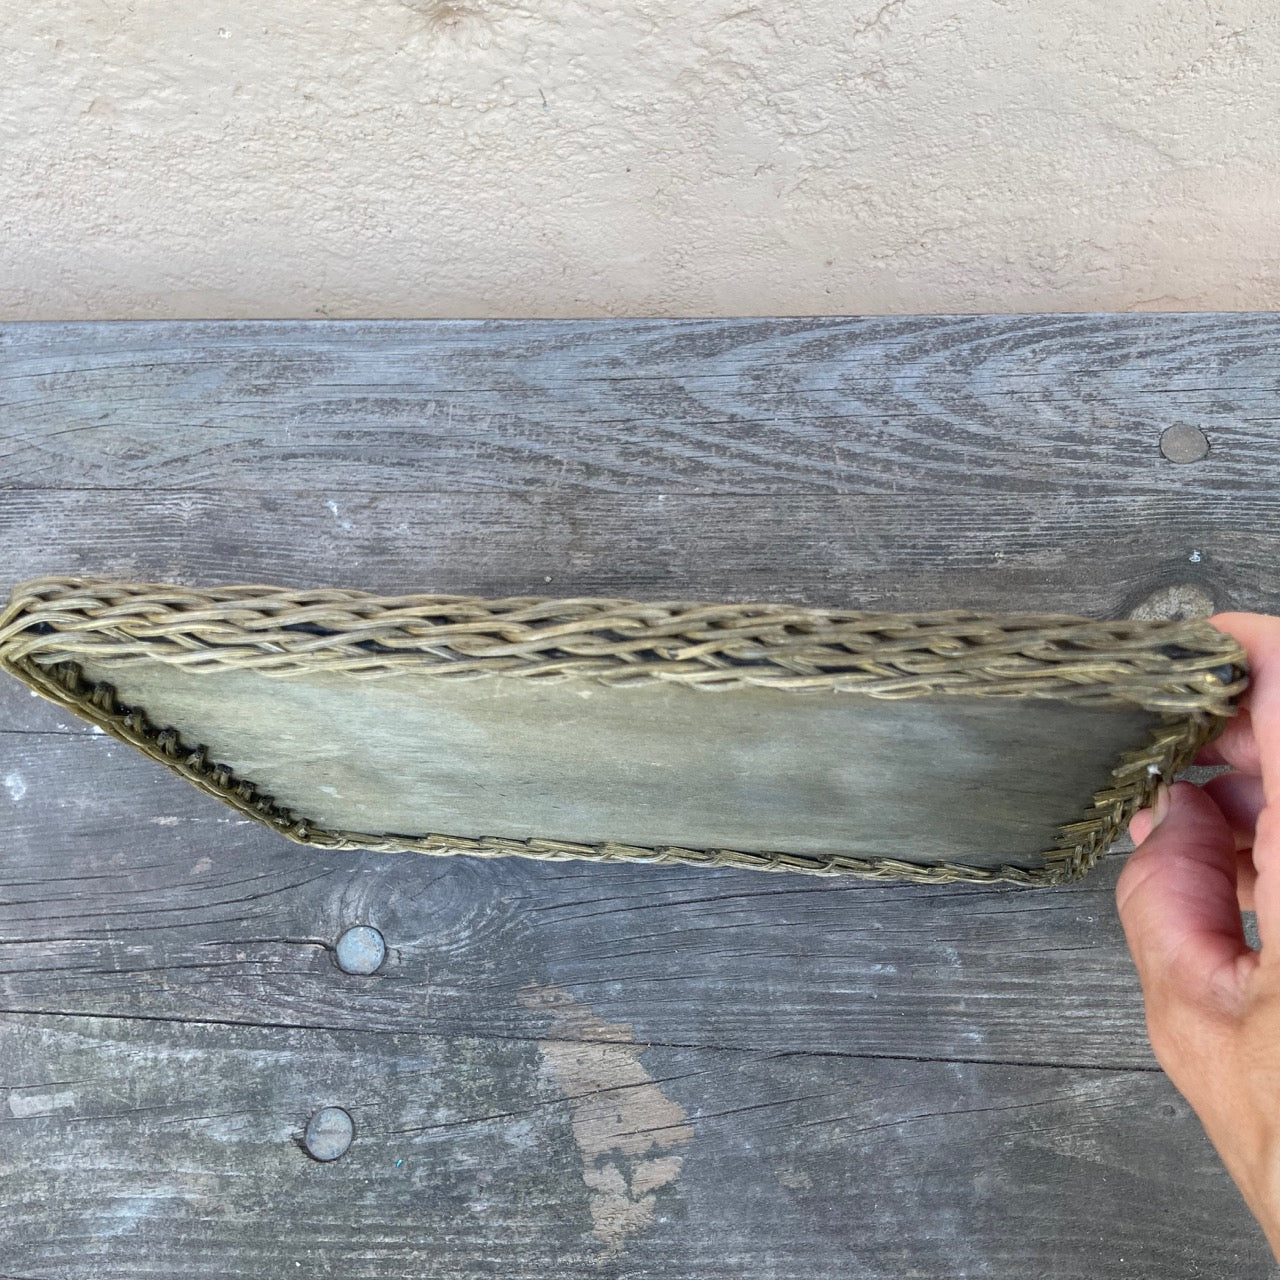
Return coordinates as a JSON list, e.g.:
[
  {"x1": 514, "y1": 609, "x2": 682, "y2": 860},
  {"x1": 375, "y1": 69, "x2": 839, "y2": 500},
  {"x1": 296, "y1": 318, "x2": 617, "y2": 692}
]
[{"x1": 2, "y1": 0, "x2": 1276, "y2": 319}]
